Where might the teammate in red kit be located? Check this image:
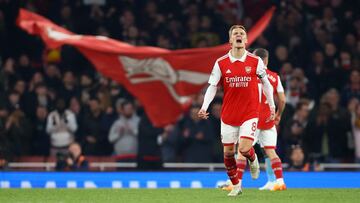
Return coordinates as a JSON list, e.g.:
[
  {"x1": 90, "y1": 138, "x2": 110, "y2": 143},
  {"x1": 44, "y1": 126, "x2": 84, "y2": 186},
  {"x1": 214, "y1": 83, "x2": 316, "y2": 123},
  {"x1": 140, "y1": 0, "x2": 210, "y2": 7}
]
[
  {"x1": 198, "y1": 25, "x2": 275, "y2": 196},
  {"x1": 253, "y1": 48, "x2": 287, "y2": 191}
]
